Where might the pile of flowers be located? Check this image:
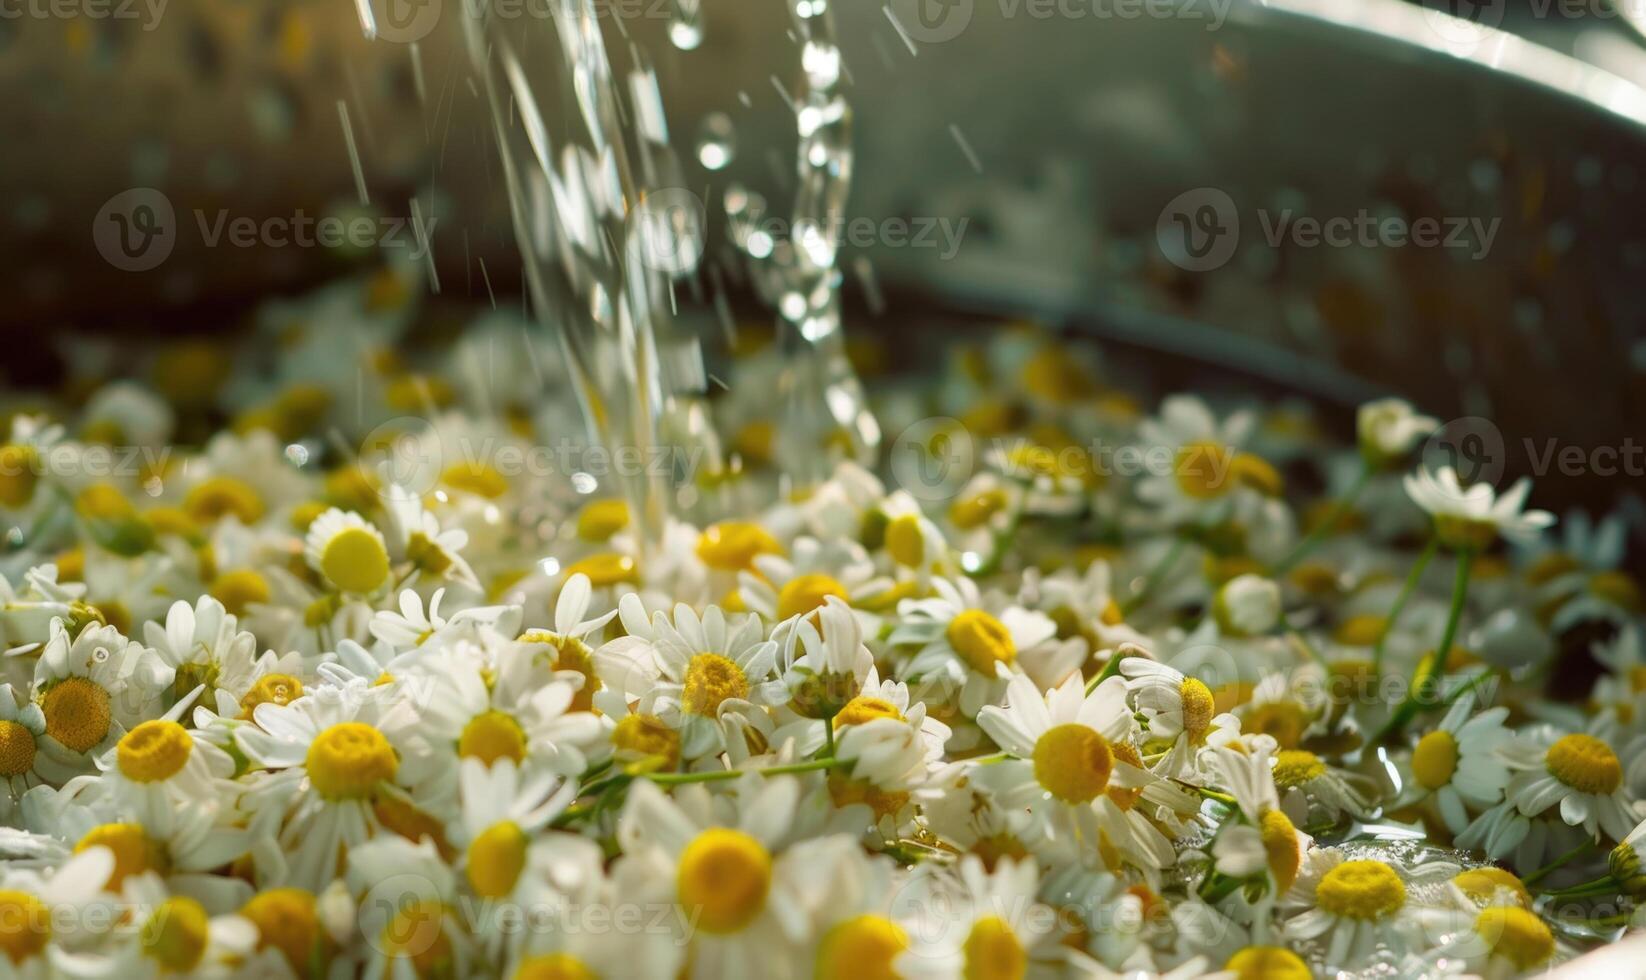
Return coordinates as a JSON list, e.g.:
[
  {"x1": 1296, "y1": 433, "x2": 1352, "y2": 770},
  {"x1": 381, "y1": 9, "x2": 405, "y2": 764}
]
[{"x1": 0, "y1": 266, "x2": 1642, "y2": 978}]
